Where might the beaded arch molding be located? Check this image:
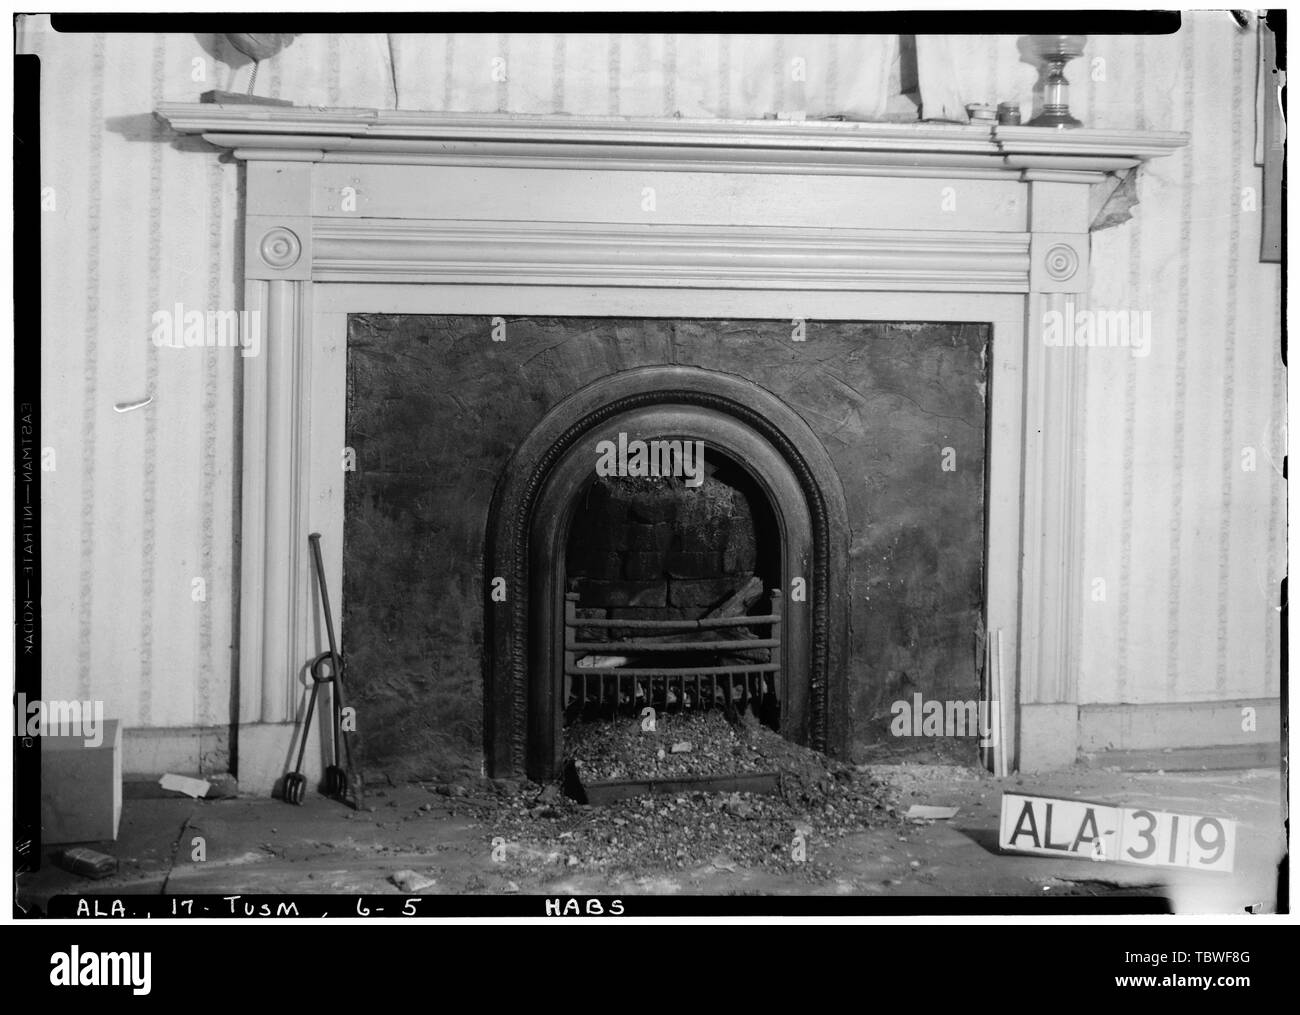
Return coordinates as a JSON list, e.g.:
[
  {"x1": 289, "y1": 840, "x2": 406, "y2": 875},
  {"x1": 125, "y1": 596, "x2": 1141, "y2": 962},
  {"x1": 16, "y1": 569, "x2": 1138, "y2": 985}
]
[{"x1": 483, "y1": 366, "x2": 850, "y2": 778}]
